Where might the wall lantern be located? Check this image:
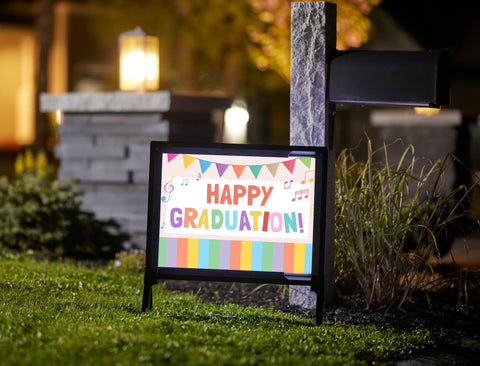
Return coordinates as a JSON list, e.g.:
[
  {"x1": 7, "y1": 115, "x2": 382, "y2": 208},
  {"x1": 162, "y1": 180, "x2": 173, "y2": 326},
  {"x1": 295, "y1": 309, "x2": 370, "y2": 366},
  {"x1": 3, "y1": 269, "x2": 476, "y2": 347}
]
[{"x1": 119, "y1": 26, "x2": 159, "y2": 91}]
